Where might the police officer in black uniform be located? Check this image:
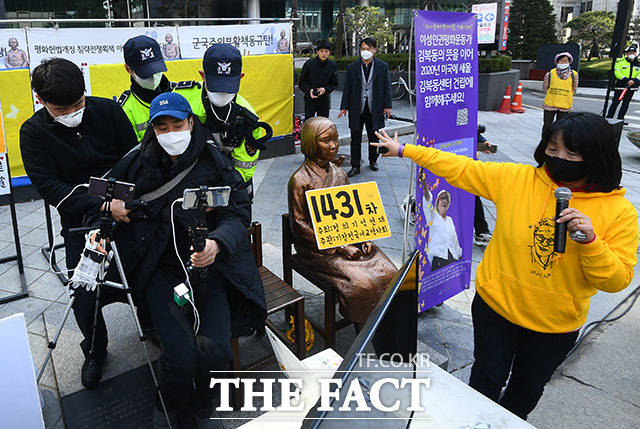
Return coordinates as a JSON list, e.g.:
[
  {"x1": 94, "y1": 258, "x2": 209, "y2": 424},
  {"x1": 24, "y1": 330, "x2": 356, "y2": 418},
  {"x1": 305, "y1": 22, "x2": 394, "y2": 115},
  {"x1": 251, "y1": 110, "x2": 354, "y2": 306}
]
[{"x1": 118, "y1": 35, "x2": 203, "y2": 142}]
